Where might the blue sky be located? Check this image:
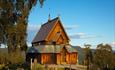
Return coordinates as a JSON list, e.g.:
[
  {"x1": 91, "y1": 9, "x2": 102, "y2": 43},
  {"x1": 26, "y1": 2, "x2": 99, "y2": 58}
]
[{"x1": 27, "y1": 0, "x2": 115, "y2": 49}]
